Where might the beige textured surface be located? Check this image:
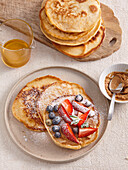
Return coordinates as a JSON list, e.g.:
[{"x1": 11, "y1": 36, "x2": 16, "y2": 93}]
[{"x1": 0, "y1": 0, "x2": 128, "y2": 170}]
